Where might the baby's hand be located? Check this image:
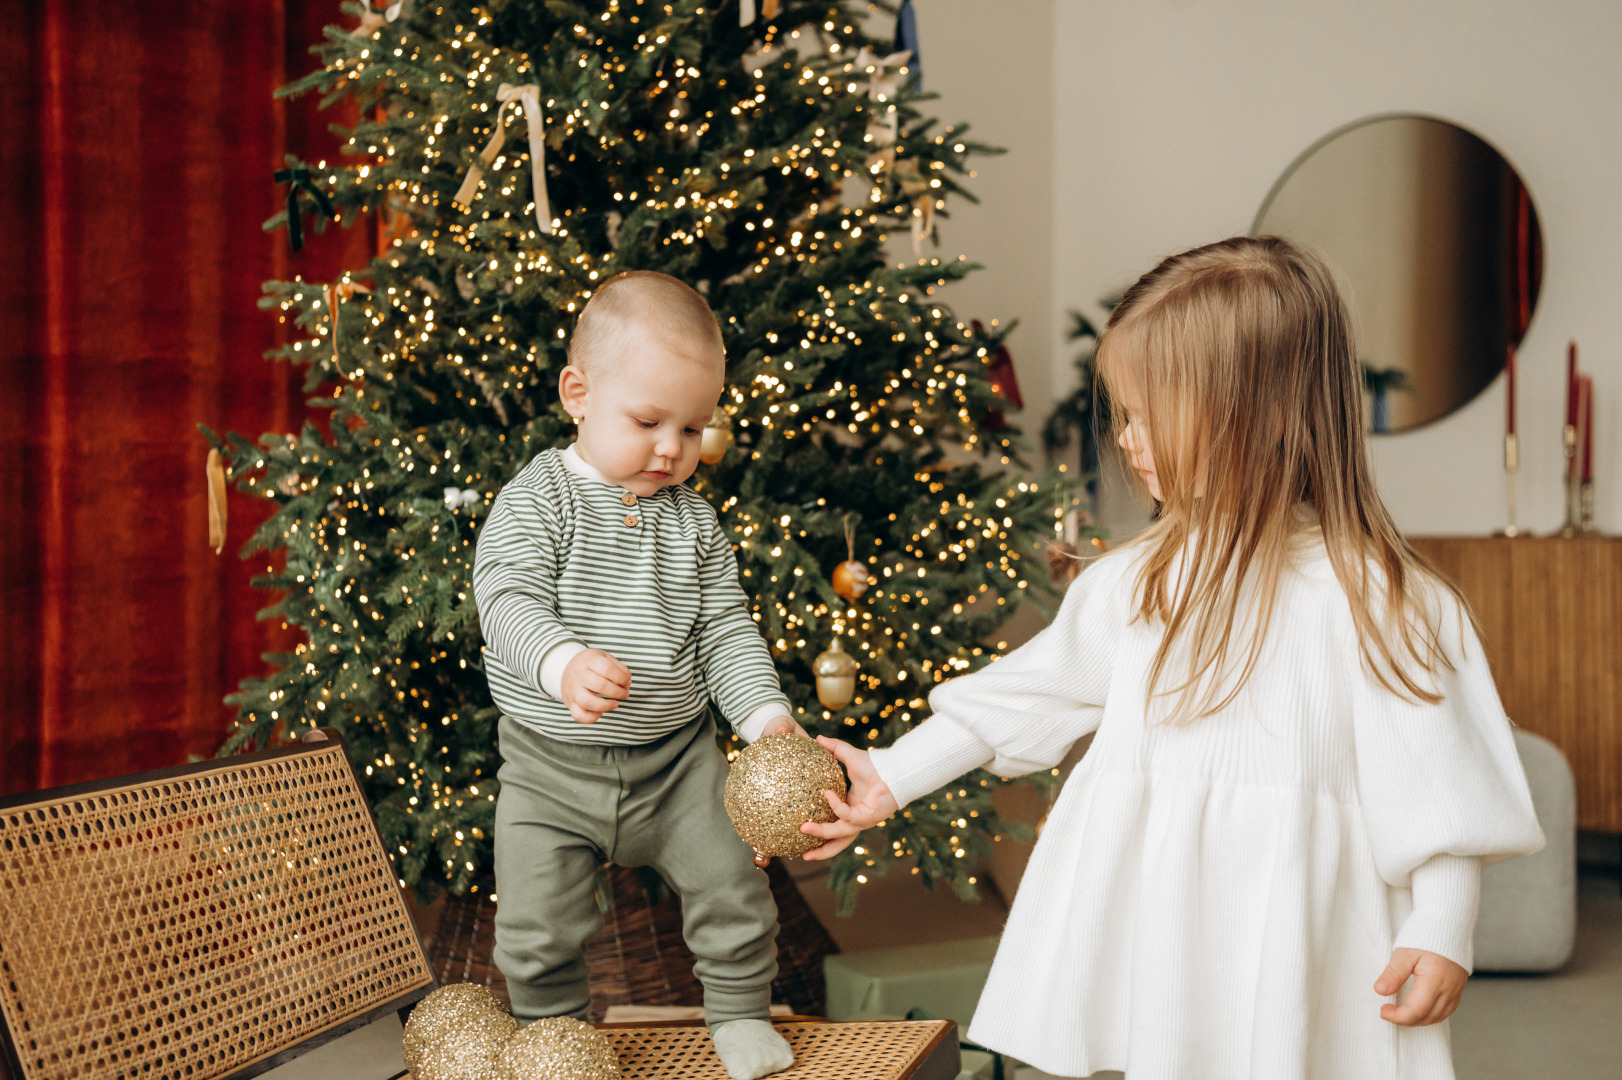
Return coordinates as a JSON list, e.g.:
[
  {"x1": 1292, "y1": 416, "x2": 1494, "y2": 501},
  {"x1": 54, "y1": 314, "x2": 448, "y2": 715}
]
[
  {"x1": 560, "y1": 649, "x2": 631, "y2": 724},
  {"x1": 1374, "y1": 948, "x2": 1468, "y2": 1026},
  {"x1": 757, "y1": 715, "x2": 809, "y2": 738},
  {"x1": 798, "y1": 736, "x2": 899, "y2": 861}
]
